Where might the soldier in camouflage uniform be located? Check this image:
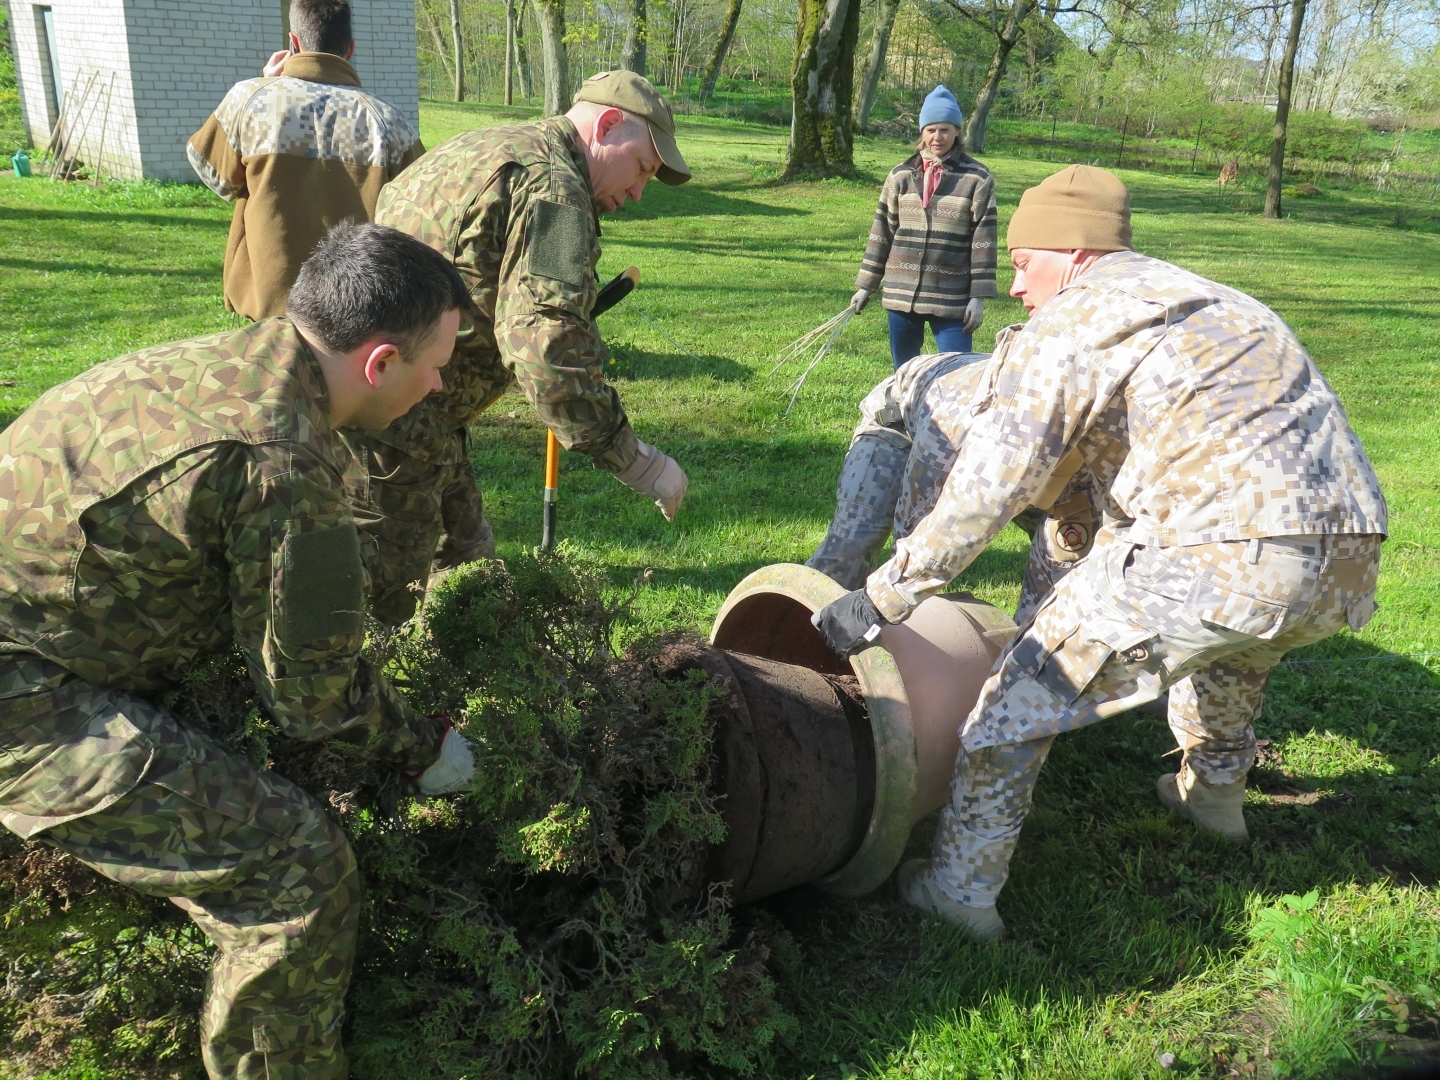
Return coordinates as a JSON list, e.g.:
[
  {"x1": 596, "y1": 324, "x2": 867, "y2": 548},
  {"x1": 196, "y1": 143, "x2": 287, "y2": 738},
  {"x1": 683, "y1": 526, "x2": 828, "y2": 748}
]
[
  {"x1": 806, "y1": 349, "x2": 1101, "y2": 624},
  {"x1": 361, "y1": 69, "x2": 693, "y2": 625},
  {"x1": 813, "y1": 166, "x2": 1387, "y2": 940},
  {"x1": 0, "y1": 224, "x2": 476, "y2": 1078}
]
